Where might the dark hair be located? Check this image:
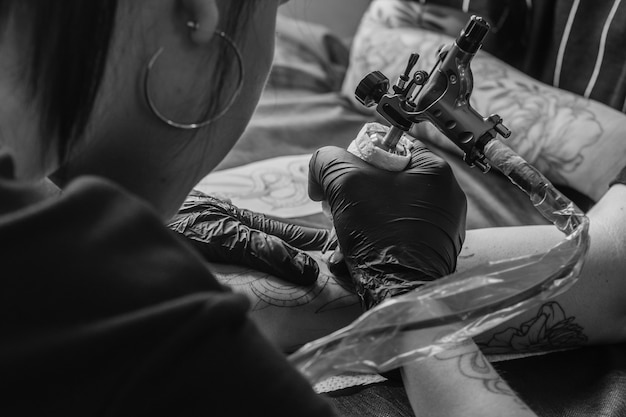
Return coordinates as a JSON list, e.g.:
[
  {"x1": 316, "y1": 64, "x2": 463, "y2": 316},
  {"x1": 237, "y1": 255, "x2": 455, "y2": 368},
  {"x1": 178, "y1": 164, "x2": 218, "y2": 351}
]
[
  {"x1": 204, "y1": 1, "x2": 257, "y2": 127},
  {"x1": 0, "y1": 0, "x2": 256, "y2": 160},
  {"x1": 0, "y1": 0, "x2": 118, "y2": 159}
]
